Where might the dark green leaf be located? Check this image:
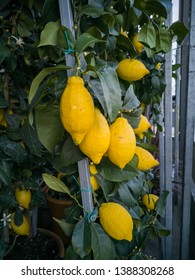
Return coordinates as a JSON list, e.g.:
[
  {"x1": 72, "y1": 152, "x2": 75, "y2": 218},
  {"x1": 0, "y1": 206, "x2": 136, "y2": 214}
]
[
  {"x1": 97, "y1": 157, "x2": 138, "y2": 182},
  {"x1": 122, "y1": 85, "x2": 140, "y2": 110},
  {"x1": 169, "y1": 21, "x2": 189, "y2": 44},
  {"x1": 155, "y1": 190, "x2": 169, "y2": 217},
  {"x1": 72, "y1": 218, "x2": 91, "y2": 258},
  {"x1": 117, "y1": 183, "x2": 138, "y2": 207},
  {"x1": 116, "y1": 34, "x2": 137, "y2": 57},
  {"x1": 94, "y1": 65, "x2": 122, "y2": 122},
  {"x1": 153, "y1": 220, "x2": 171, "y2": 237},
  {"x1": 145, "y1": 0, "x2": 172, "y2": 18},
  {"x1": 75, "y1": 32, "x2": 104, "y2": 54},
  {"x1": 78, "y1": 5, "x2": 104, "y2": 18},
  {"x1": 0, "y1": 45, "x2": 11, "y2": 64},
  {"x1": 35, "y1": 103, "x2": 64, "y2": 152},
  {"x1": 90, "y1": 222, "x2": 116, "y2": 259},
  {"x1": 17, "y1": 13, "x2": 34, "y2": 37},
  {"x1": 38, "y1": 0, "x2": 60, "y2": 25},
  {"x1": 0, "y1": 160, "x2": 12, "y2": 186}
]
